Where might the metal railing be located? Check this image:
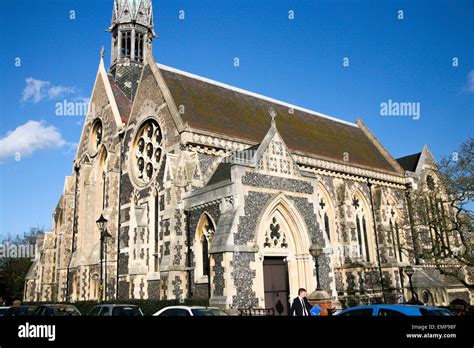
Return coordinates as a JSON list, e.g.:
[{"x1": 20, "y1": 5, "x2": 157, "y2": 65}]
[{"x1": 238, "y1": 307, "x2": 275, "y2": 316}]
